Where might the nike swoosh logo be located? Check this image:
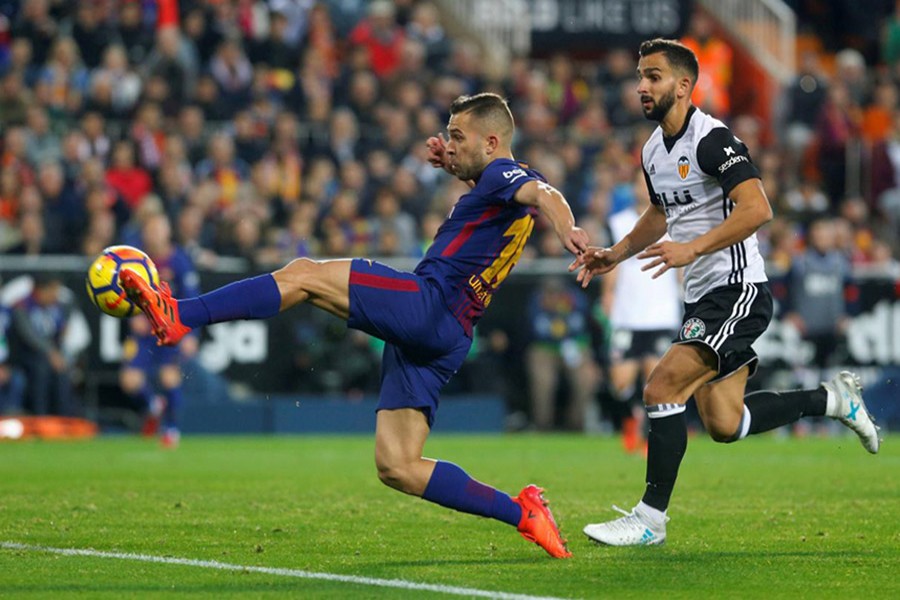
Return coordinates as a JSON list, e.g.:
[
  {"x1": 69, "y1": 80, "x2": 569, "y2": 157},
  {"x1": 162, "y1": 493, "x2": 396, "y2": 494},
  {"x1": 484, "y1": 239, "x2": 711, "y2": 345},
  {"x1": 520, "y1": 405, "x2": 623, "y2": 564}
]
[{"x1": 527, "y1": 510, "x2": 536, "y2": 519}]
